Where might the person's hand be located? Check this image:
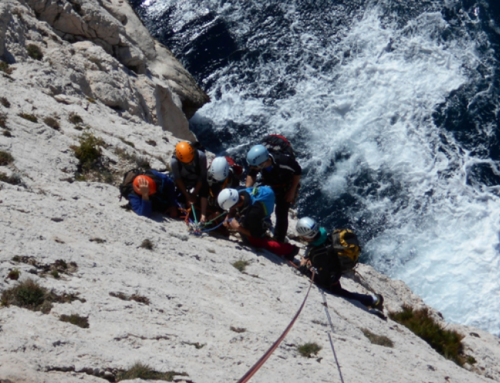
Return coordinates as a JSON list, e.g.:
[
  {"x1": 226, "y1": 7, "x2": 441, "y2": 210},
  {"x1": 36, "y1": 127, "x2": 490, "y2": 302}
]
[
  {"x1": 228, "y1": 219, "x2": 240, "y2": 231},
  {"x1": 300, "y1": 257, "x2": 311, "y2": 267},
  {"x1": 199, "y1": 214, "x2": 207, "y2": 224},
  {"x1": 138, "y1": 177, "x2": 150, "y2": 197},
  {"x1": 285, "y1": 189, "x2": 295, "y2": 203},
  {"x1": 187, "y1": 193, "x2": 197, "y2": 206},
  {"x1": 223, "y1": 218, "x2": 236, "y2": 229}
]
